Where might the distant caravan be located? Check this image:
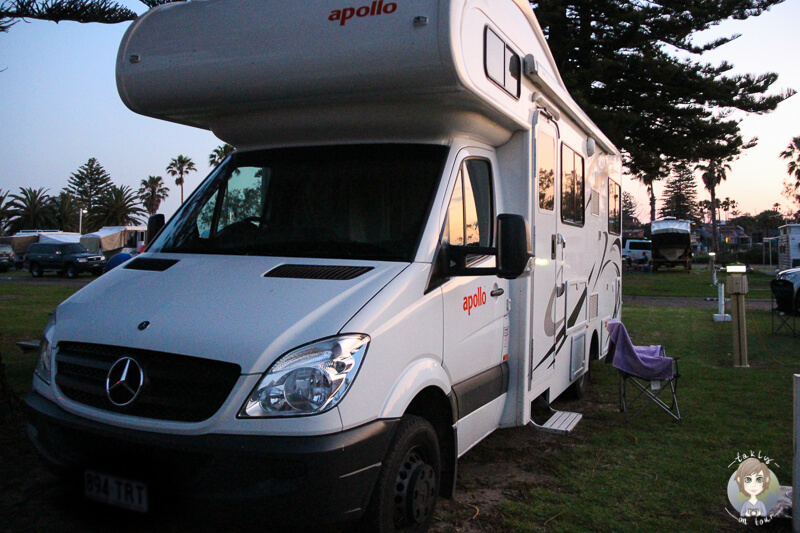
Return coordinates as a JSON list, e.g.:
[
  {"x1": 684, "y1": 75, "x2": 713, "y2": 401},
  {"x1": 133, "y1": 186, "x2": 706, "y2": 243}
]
[{"x1": 651, "y1": 218, "x2": 692, "y2": 272}]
